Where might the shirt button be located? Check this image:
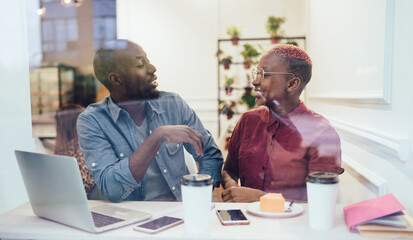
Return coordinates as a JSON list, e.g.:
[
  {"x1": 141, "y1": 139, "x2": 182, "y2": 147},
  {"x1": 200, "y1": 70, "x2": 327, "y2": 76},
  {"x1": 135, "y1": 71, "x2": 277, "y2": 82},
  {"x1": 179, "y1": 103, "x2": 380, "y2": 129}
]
[
  {"x1": 150, "y1": 130, "x2": 152, "y2": 134},
  {"x1": 172, "y1": 186, "x2": 176, "y2": 191},
  {"x1": 157, "y1": 151, "x2": 159, "y2": 155},
  {"x1": 262, "y1": 166, "x2": 265, "y2": 170},
  {"x1": 91, "y1": 162, "x2": 96, "y2": 167},
  {"x1": 163, "y1": 169, "x2": 167, "y2": 174},
  {"x1": 176, "y1": 144, "x2": 179, "y2": 148},
  {"x1": 120, "y1": 153, "x2": 124, "y2": 157}
]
